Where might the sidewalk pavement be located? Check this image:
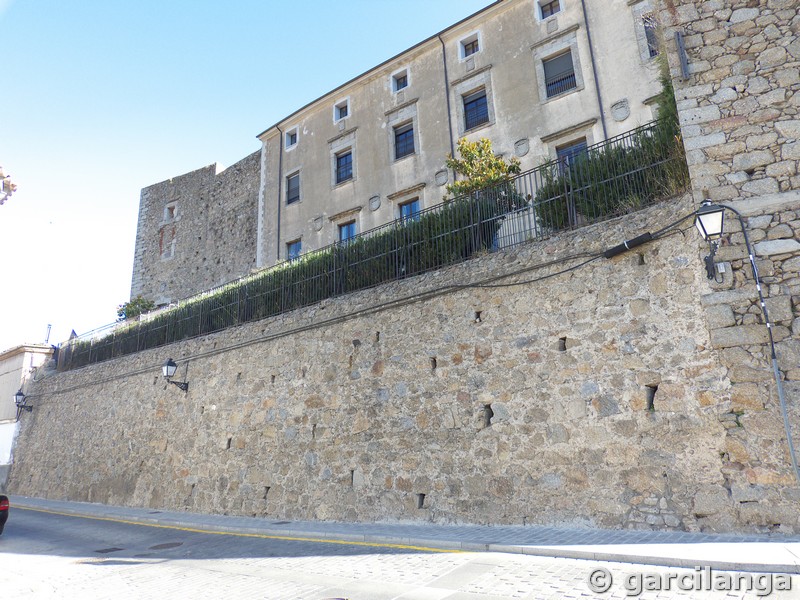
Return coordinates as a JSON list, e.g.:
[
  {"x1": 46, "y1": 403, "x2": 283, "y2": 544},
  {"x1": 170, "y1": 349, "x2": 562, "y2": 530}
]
[{"x1": 11, "y1": 495, "x2": 800, "y2": 574}]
